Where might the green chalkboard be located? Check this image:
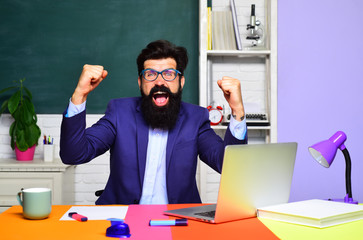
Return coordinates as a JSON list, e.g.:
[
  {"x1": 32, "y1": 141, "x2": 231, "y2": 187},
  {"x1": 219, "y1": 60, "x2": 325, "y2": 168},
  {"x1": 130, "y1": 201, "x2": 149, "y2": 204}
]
[{"x1": 0, "y1": 0, "x2": 199, "y2": 114}]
